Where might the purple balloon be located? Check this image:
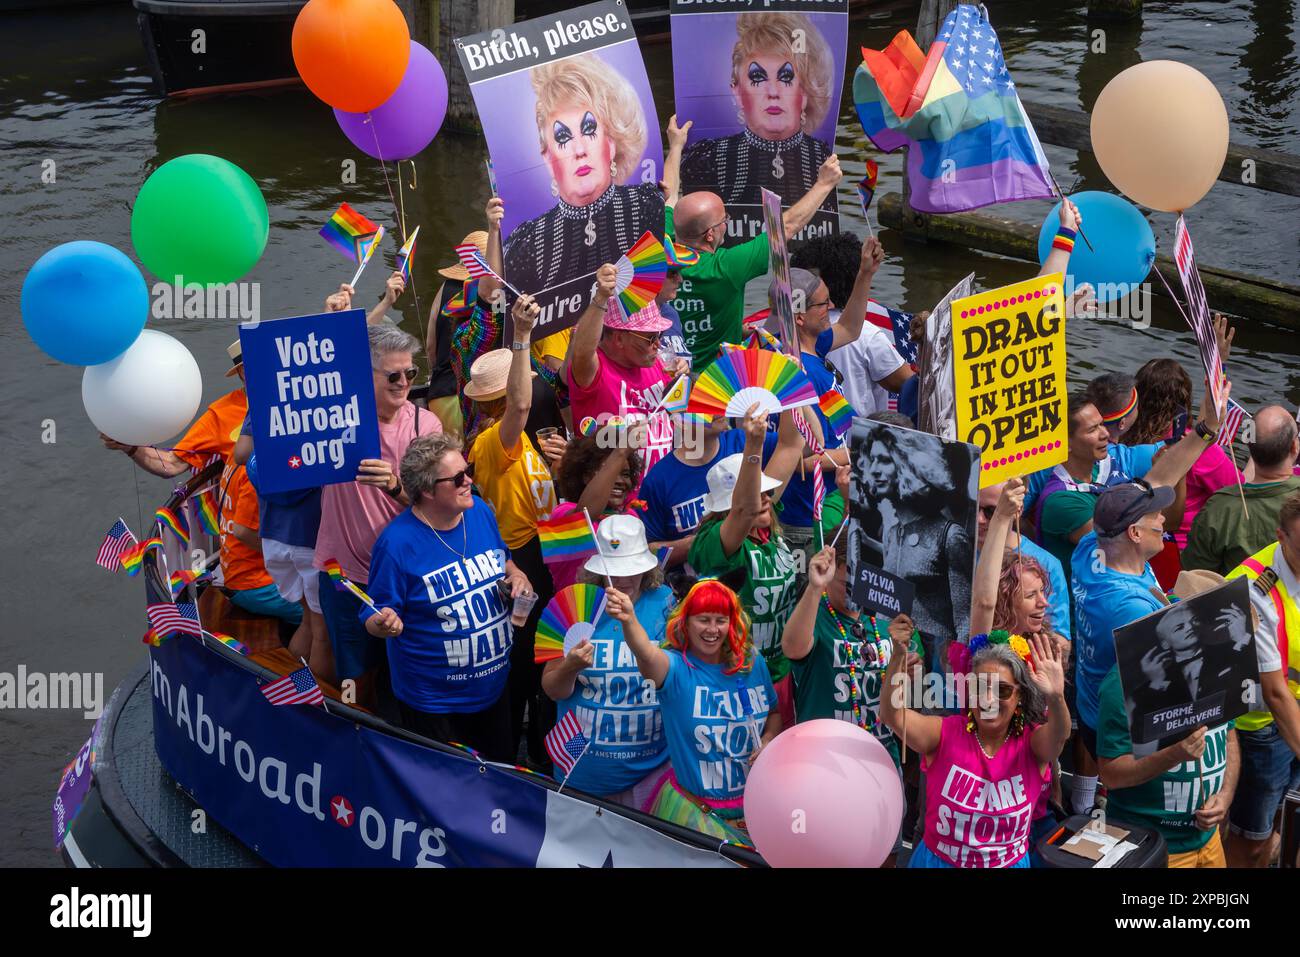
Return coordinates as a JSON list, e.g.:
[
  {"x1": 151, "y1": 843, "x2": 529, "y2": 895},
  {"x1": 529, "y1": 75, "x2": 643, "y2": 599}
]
[{"x1": 334, "y1": 41, "x2": 448, "y2": 161}]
